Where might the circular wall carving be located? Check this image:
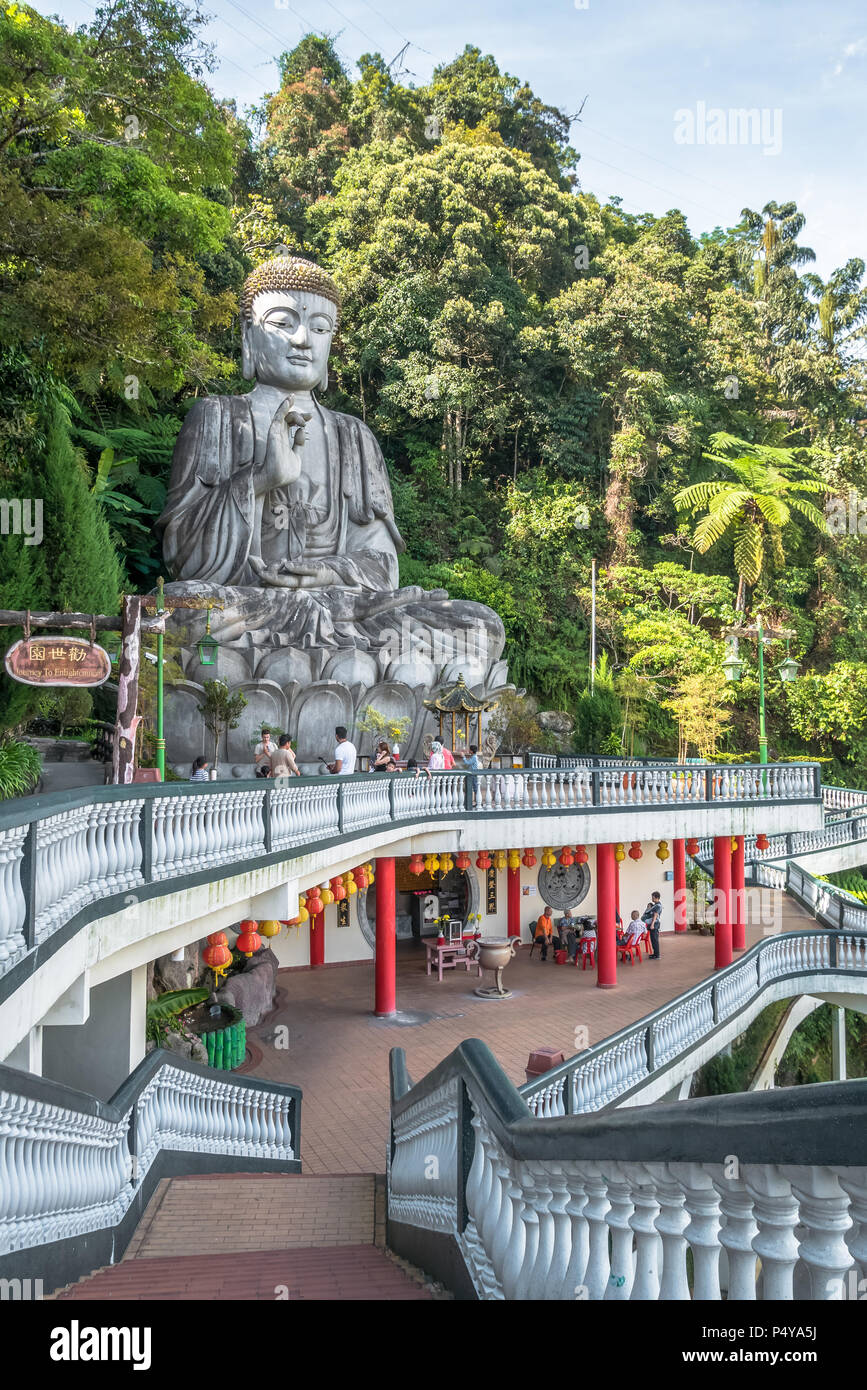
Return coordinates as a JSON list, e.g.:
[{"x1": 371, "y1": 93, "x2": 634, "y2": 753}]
[
  {"x1": 537, "y1": 862, "x2": 591, "y2": 911},
  {"x1": 358, "y1": 864, "x2": 481, "y2": 947}
]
